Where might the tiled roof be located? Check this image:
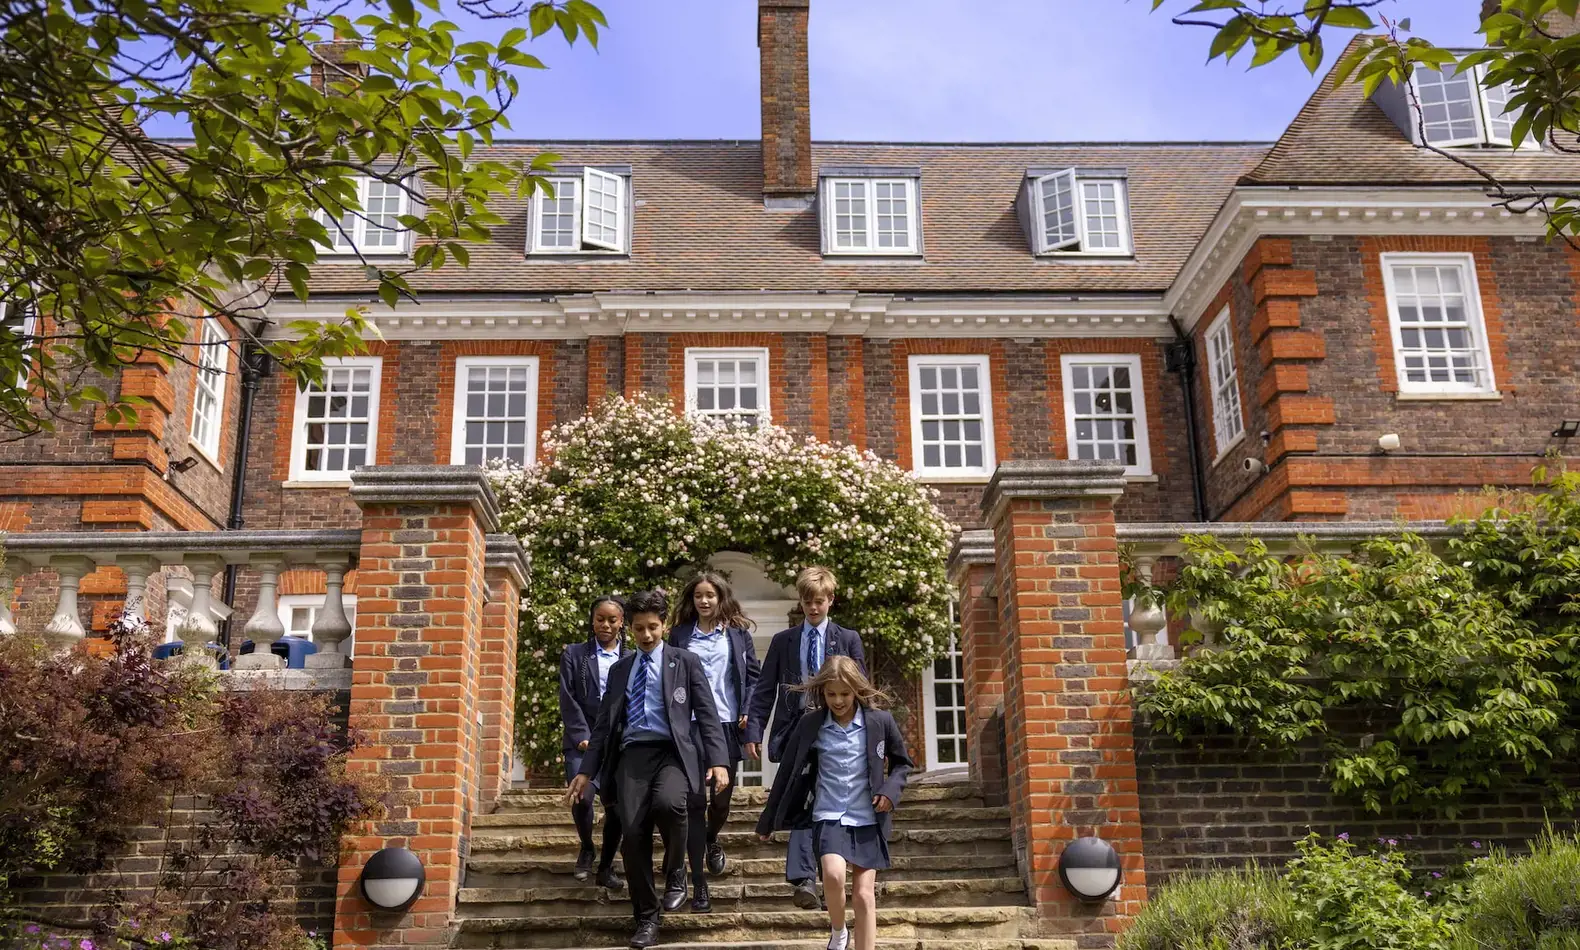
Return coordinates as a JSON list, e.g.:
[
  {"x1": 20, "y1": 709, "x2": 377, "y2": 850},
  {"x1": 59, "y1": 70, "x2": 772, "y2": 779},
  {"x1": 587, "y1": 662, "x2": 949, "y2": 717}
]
[
  {"x1": 303, "y1": 141, "x2": 1268, "y2": 296},
  {"x1": 1242, "y1": 39, "x2": 1580, "y2": 187}
]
